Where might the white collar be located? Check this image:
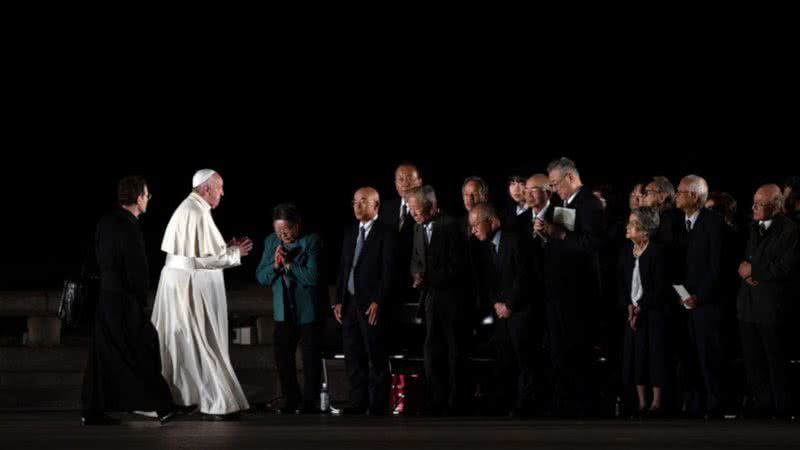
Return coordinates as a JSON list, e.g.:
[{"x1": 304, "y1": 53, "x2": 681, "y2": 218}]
[
  {"x1": 360, "y1": 216, "x2": 378, "y2": 231},
  {"x1": 491, "y1": 229, "x2": 502, "y2": 250},
  {"x1": 685, "y1": 209, "x2": 701, "y2": 229},
  {"x1": 564, "y1": 187, "x2": 581, "y2": 206}
]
